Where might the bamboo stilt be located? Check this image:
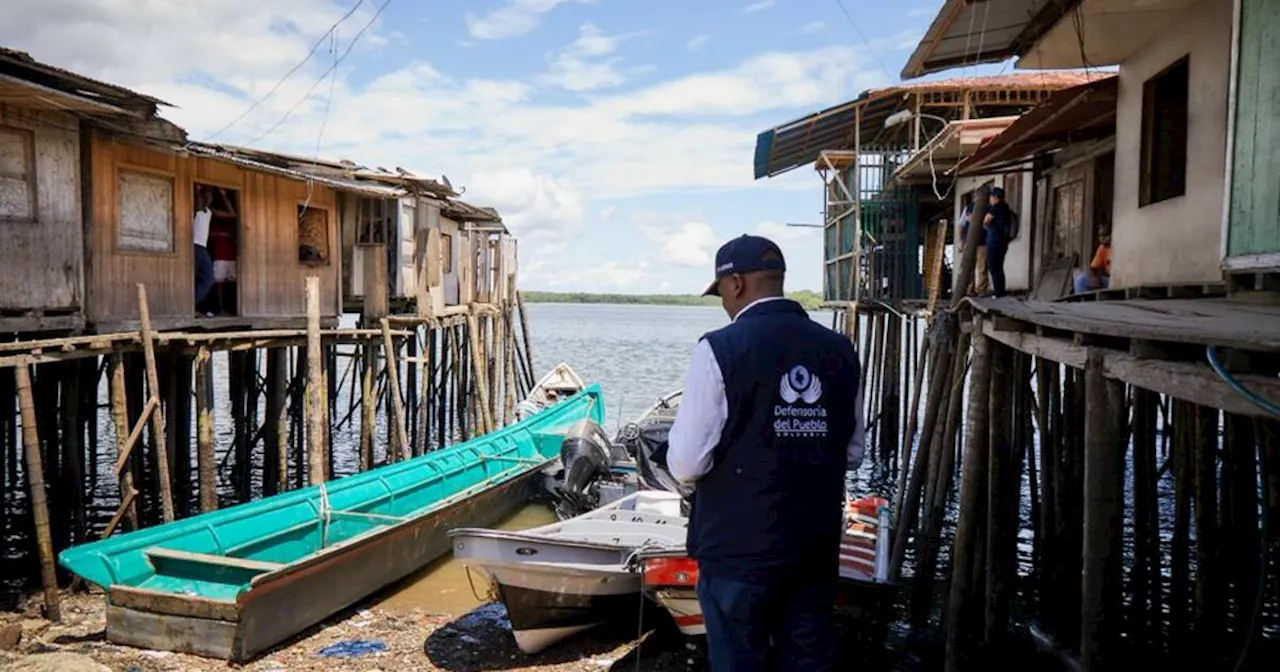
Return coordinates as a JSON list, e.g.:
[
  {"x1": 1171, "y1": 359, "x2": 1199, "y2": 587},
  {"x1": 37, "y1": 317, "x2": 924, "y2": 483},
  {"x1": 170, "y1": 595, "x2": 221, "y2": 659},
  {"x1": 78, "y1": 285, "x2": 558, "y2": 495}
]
[
  {"x1": 109, "y1": 355, "x2": 139, "y2": 531},
  {"x1": 467, "y1": 313, "x2": 495, "y2": 434},
  {"x1": 16, "y1": 365, "x2": 60, "y2": 622},
  {"x1": 360, "y1": 339, "x2": 376, "y2": 470},
  {"x1": 265, "y1": 347, "x2": 288, "y2": 494}
]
